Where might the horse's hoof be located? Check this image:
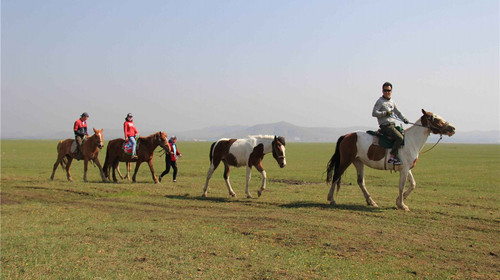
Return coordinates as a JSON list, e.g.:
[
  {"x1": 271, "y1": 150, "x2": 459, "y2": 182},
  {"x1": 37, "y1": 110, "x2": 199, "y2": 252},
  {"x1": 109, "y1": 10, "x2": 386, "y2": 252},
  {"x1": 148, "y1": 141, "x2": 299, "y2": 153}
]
[
  {"x1": 202, "y1": 193, "x2": 207, "y2": 198},
  {"x1": 230, "y1": 193, "x2": 236, "y2": 197},
  {"x1": 257, "y1": 191, "x2": 262, "y2": 197},
  {"x1": 247, "y1": 195, "x2": 252, "y2": 199}
]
